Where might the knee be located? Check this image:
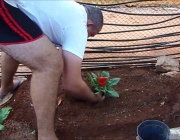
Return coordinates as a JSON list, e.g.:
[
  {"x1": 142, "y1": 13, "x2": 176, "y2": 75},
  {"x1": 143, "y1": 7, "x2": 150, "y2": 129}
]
[
  {"x1": 49, "y1": 58, "x2": 63, "y2": 74},
  {"x1": 45, "y1": 58, "x2": 63, "y2": 74}
]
